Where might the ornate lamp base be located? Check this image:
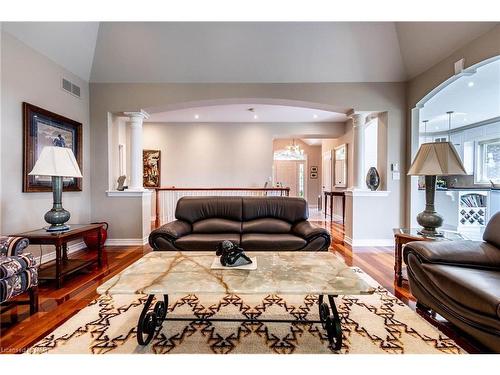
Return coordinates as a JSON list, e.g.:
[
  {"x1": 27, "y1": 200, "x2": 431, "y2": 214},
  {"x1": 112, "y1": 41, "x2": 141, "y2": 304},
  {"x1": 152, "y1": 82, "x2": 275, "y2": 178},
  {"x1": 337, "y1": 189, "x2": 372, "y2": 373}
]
[
  {"x1": 416, "y1": 175, "x2": 444, "y2": 238},
  {"x1": 44, "y1": 176, "x2": 71, "y2": 232}
]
